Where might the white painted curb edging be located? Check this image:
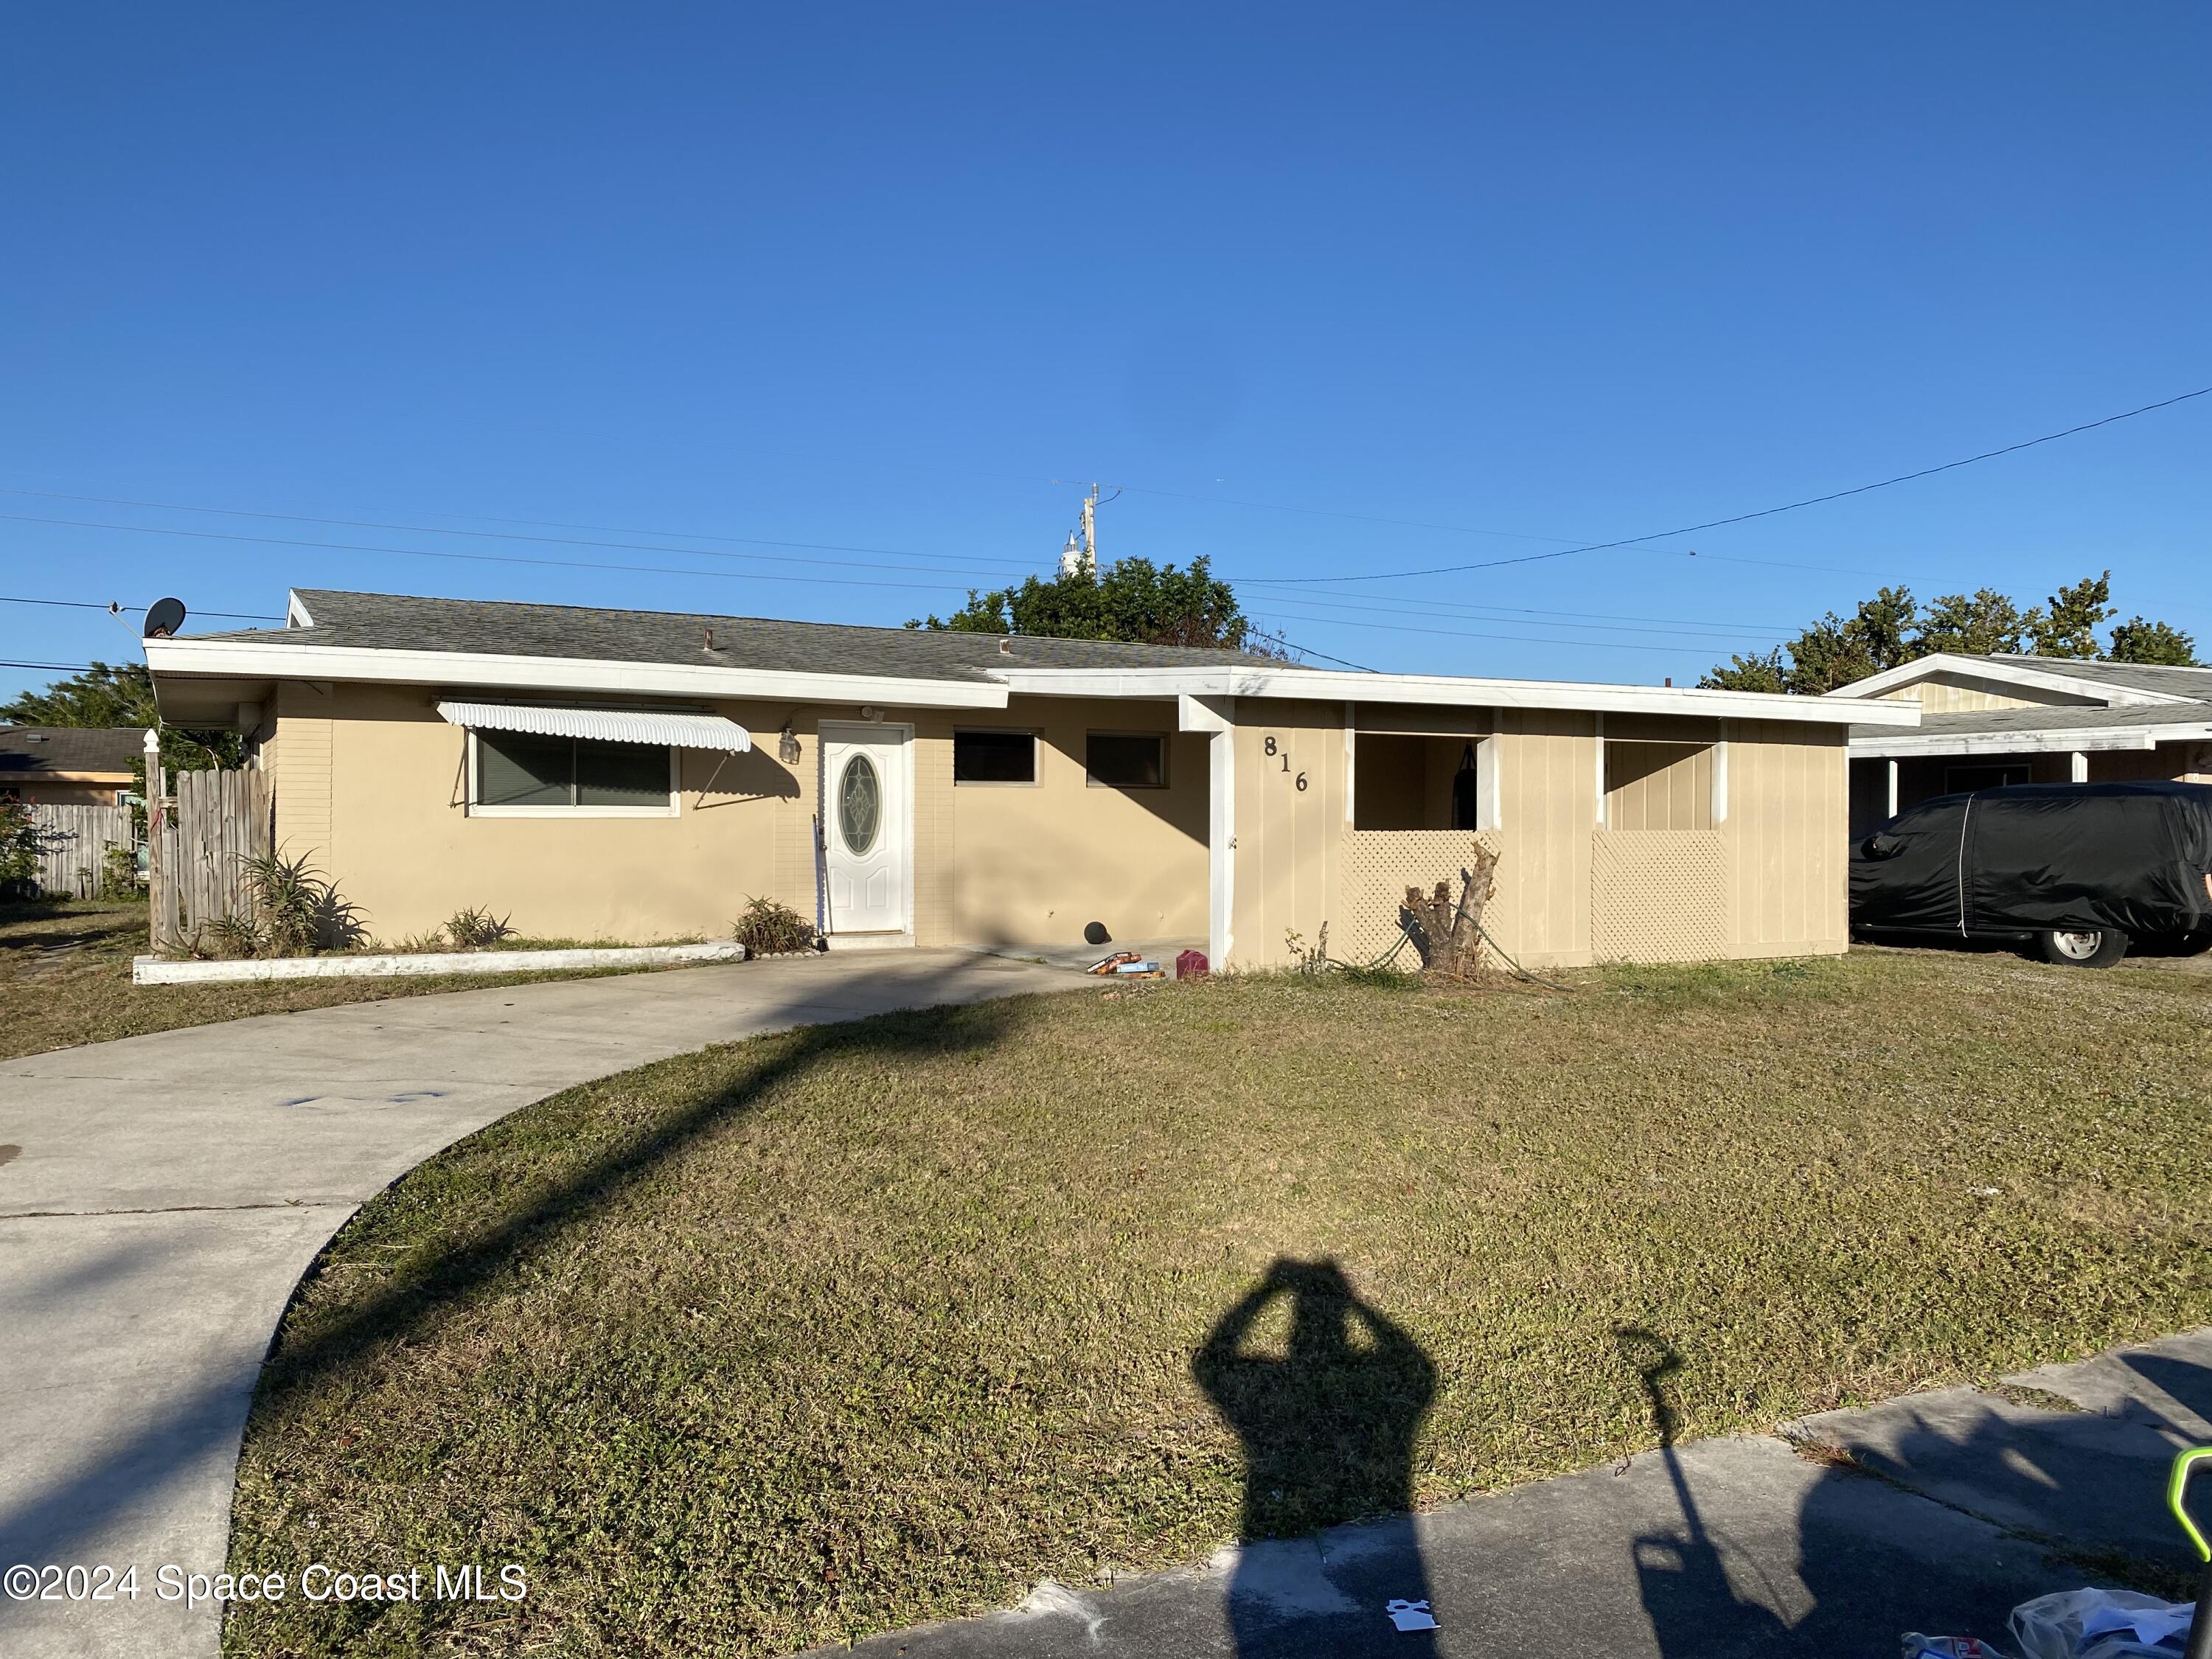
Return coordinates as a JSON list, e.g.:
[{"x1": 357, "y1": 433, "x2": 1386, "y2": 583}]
[{"x1": 132, "y1": 941, "x2": 747, "y2": 985}]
